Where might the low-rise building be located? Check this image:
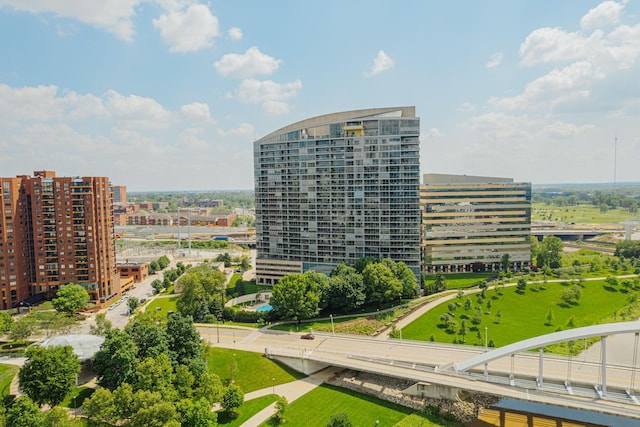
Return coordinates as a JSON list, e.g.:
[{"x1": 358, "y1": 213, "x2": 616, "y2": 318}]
[{"x1": 117, "y1": 262, "x2": 149, "y2": 283}]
